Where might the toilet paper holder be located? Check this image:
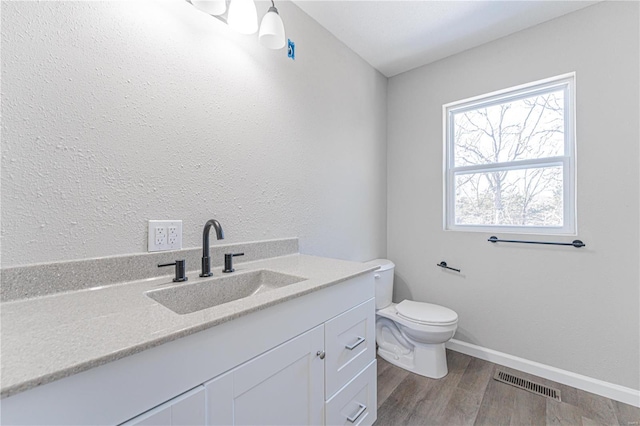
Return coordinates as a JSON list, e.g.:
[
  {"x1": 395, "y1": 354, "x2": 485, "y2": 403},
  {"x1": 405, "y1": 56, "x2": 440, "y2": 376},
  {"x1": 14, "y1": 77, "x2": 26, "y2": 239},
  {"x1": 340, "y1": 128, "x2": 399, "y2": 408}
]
[{"x1": 437, "y1": 261, "x2": 460, "y2": 273}]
